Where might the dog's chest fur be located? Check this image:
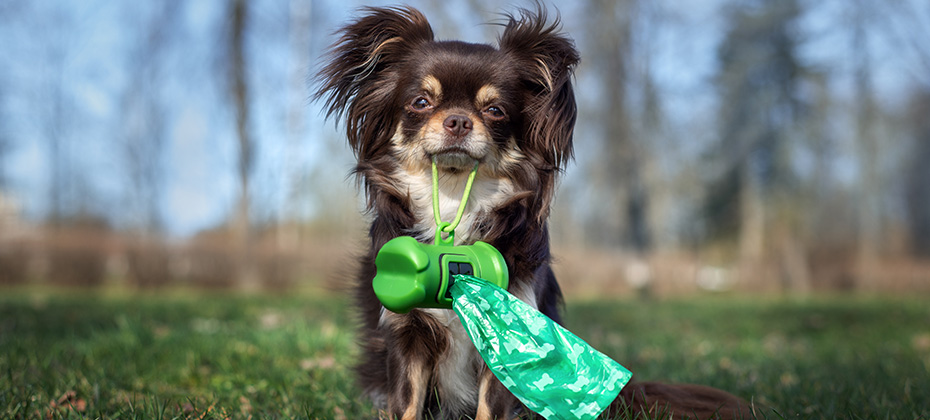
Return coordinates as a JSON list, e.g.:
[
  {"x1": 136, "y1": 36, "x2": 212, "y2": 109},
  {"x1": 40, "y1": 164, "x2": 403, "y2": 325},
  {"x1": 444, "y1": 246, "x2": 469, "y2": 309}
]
[
  {"x1": 375, "y1": 167, "x2": 539, "y2": 415},
  {"x1": 399, "y1": 167, "x2": 513, "y2": 245}
]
